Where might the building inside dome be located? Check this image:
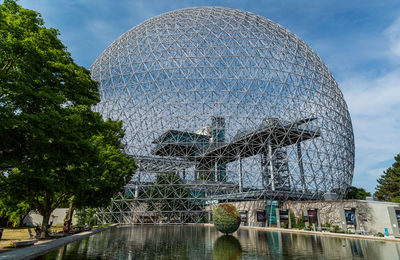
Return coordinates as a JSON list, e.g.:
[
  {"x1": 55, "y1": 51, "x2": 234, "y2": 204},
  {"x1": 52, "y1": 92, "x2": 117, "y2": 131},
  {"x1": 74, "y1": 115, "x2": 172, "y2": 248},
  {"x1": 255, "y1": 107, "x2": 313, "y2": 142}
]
[{"x1": 90, "y1": 7, "x2": 354, "y2": 224}]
